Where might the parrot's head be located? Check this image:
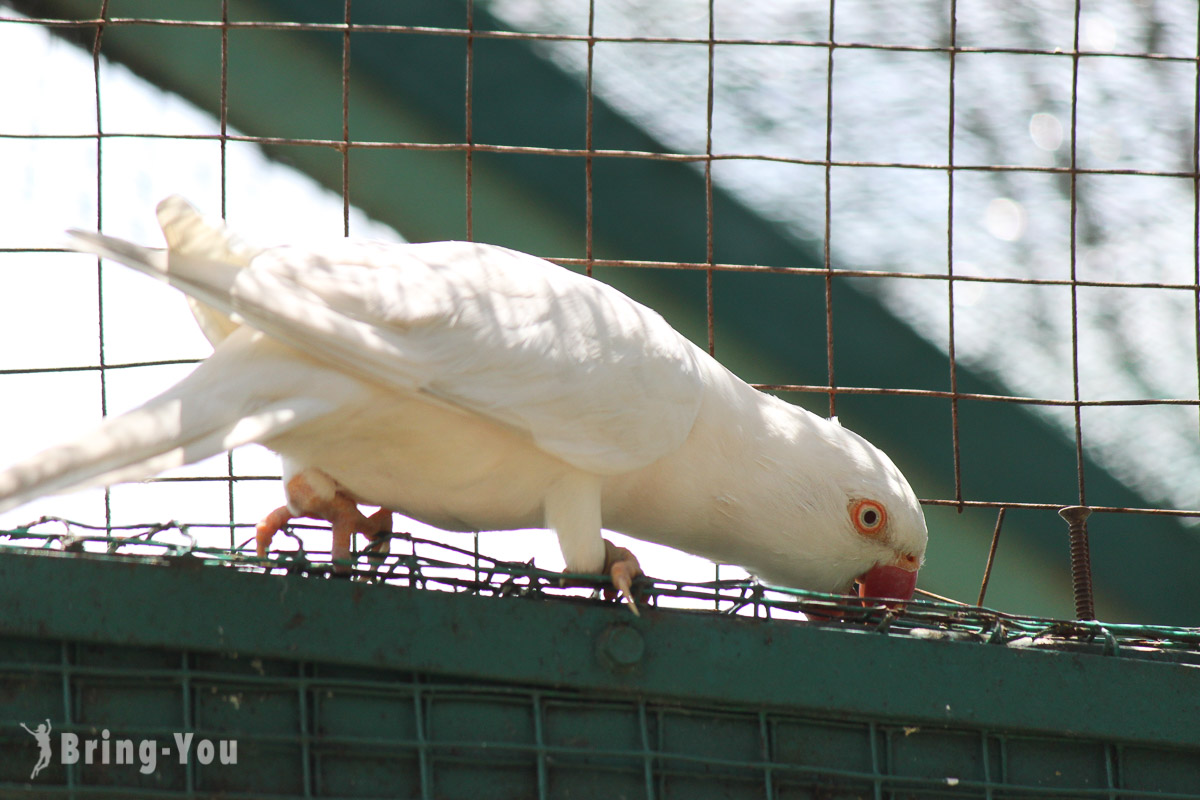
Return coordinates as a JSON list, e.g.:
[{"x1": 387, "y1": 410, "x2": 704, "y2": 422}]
[
  {"x1": 825, "y1": 420, "x2": 927, "y2": 605},
  {"x1": 844, "y1": 496, "x2": 926, "y2": 605},
  {"x1": 750, "y1": 413, "x2": 927, "y2": 605}
]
